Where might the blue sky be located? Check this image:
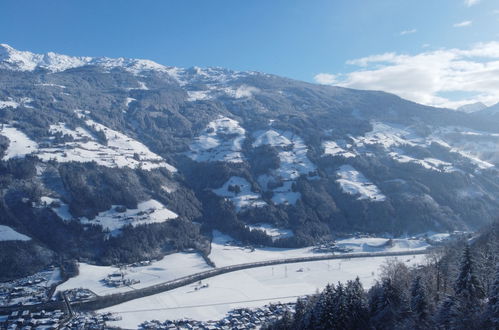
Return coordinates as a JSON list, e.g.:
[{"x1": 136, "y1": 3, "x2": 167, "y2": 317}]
[{"x1": 1, "y1": 0, "x2": 498, "y2": 108}]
